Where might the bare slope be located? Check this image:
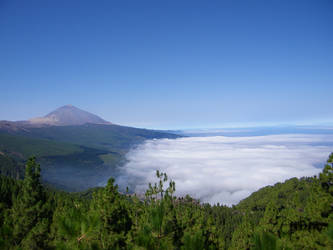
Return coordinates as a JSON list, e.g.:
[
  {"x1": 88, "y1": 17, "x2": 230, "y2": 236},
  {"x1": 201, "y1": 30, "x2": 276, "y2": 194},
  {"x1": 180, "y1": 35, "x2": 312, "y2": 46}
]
[{"x1": 29, "y1": 105, "x2": 110, "y2": 126}]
